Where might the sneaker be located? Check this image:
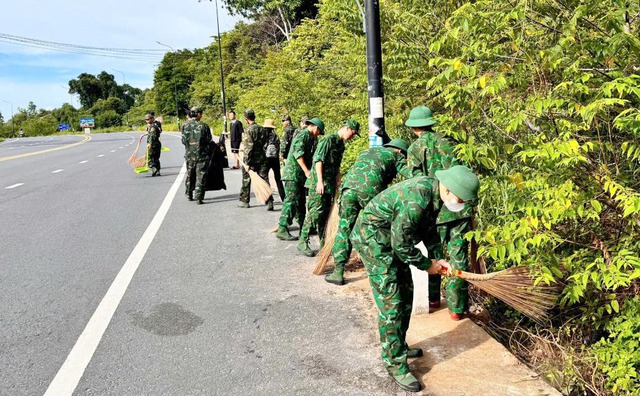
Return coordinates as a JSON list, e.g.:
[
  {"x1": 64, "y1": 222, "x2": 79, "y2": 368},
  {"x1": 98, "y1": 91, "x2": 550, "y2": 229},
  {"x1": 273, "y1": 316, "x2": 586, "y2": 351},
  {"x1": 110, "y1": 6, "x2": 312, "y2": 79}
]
[
  {"x1": 197, "y1": 200, "x2": 204, "y2": 205},
  {"x1": 267, "y1": 201, "x2": 274, "y2": 211},
  {"x1": 237, "y1": 203, "x2": 250, "y2": 208},
  {"x1": 449, "y1": 311, "x2": 463, "y2": 321}
]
